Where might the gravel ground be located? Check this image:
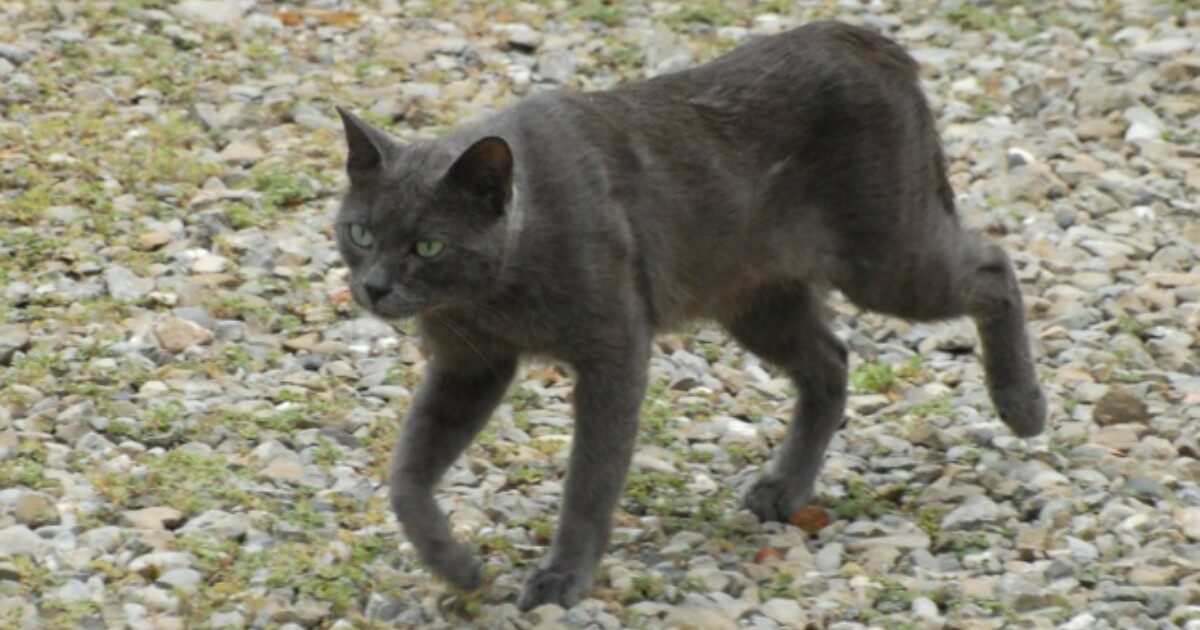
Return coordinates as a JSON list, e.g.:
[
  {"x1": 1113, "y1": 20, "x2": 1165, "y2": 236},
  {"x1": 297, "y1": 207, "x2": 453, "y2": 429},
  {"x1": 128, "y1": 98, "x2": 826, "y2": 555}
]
[{"x1": 2, "y1": 0, "x2": 1199, "y2": 628}]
